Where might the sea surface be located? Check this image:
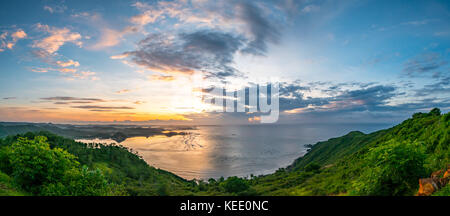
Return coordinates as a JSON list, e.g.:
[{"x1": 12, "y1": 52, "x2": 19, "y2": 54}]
[{"x1": 76, "y1": 123, "x2": 393, "y2": 180}]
